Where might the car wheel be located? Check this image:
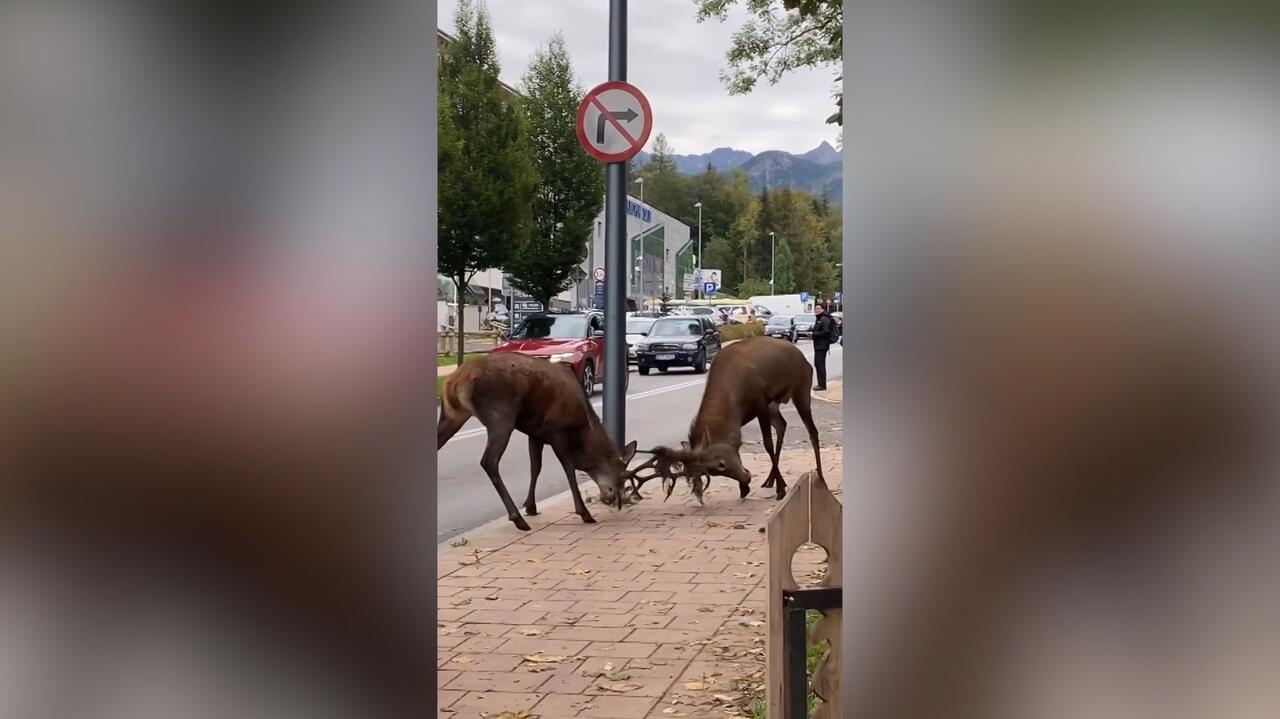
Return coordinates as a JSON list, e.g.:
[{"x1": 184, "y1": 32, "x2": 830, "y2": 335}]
[
  {"x1": 693, "y1": 350, "x2": 707, "y2": 374},
  {"x1": 581, "y1": 362, "x2": 595, "y2": 397},
  {"x1": 639, "y1": 365, "x2": 650, "y2": 376}
]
